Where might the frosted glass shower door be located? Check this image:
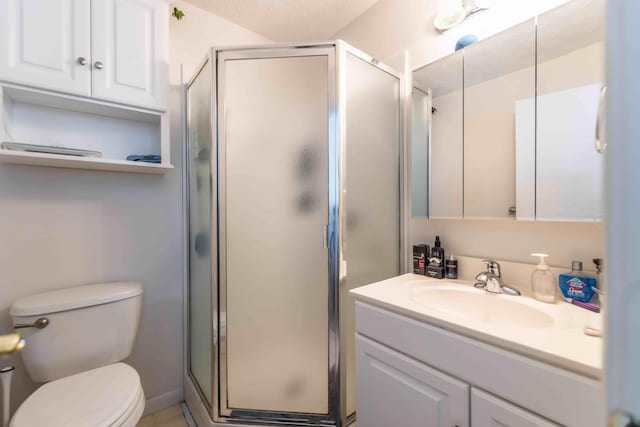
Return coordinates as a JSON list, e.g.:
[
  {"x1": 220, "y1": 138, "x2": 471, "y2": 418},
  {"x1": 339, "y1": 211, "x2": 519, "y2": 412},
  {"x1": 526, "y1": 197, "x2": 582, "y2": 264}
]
[
  {"x1": 342, "y1": 52, "x2": 401, "y2": 418},
  {"x1": 219, "y1": 53, "x2": 330, "y2": 415},
  {"x1": 187, "y1": 59, "x2": 213, "y2": 405}
]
